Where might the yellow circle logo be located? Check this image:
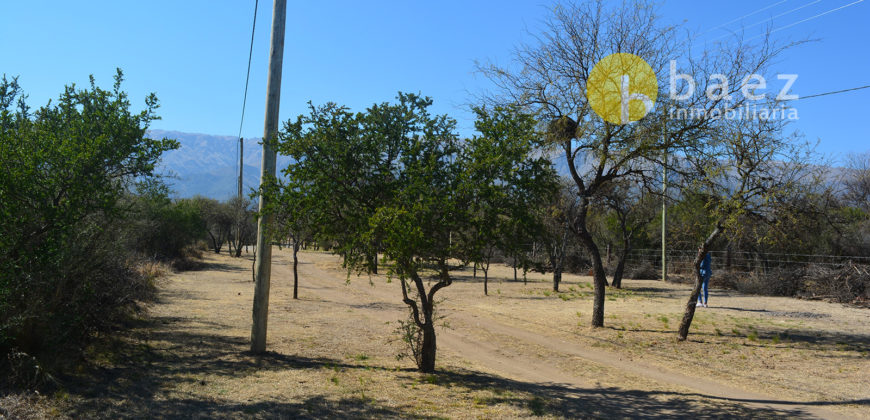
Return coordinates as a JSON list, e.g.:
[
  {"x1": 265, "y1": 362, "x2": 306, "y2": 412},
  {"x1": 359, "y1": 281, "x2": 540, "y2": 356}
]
[{"x1": 587, "y1": 53, "x2": 658, "y2": 124}]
